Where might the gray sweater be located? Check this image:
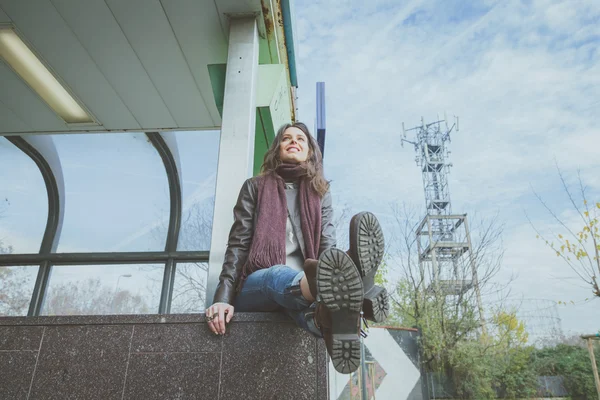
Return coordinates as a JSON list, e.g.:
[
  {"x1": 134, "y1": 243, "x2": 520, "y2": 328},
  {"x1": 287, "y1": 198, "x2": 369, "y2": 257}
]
[{"x1": 284, "y1": 182, "x2": 304, "y2": 271}]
